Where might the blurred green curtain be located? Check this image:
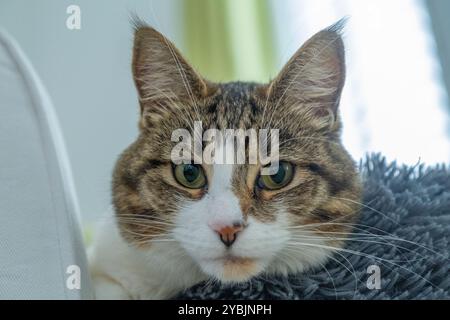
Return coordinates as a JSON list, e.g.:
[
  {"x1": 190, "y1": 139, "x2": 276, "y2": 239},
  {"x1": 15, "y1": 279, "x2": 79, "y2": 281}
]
[{"x1": 182, "y1": 0, "x2": 277, "y2": 83}]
